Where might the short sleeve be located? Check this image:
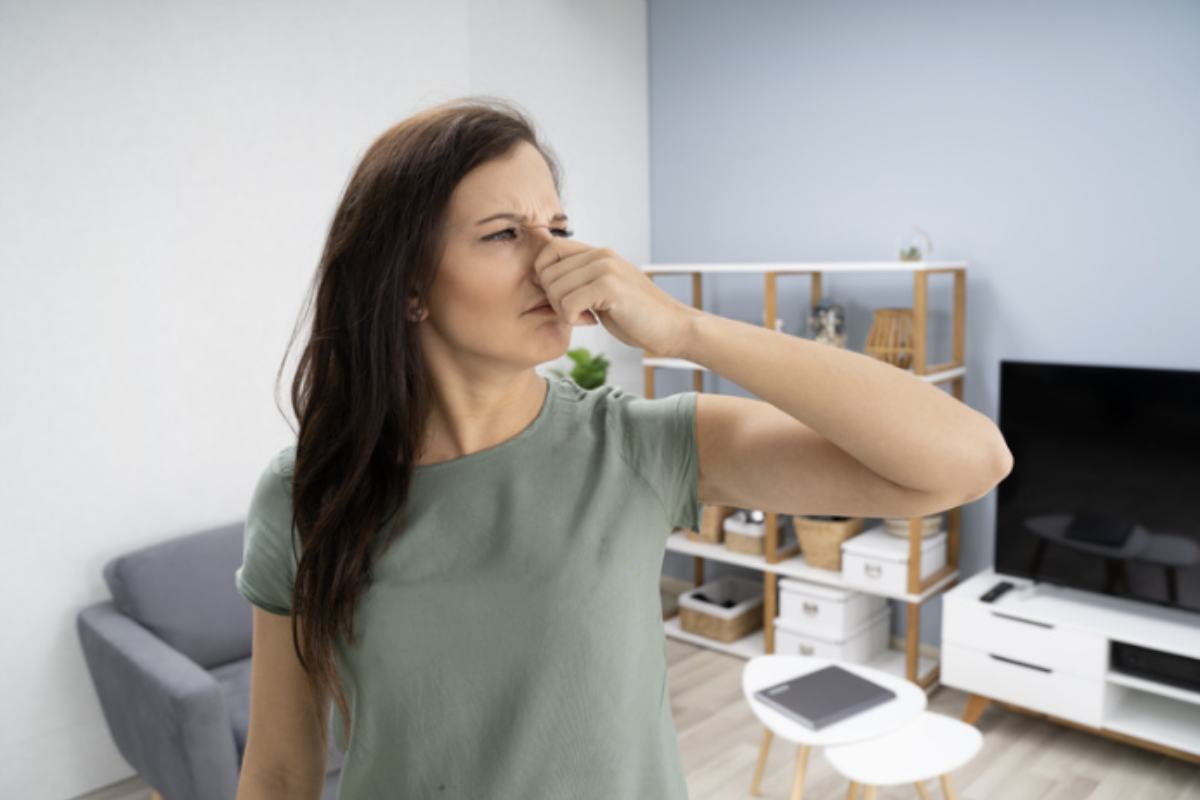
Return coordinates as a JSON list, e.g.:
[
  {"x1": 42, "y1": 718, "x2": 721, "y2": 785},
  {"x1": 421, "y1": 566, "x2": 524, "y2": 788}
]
[
  {"x1": 234, "y1": 447, "x2": 298, "y2": 615},
  {"x1": 605, "y1": 387, "x2": 701, "y2": 533}
]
